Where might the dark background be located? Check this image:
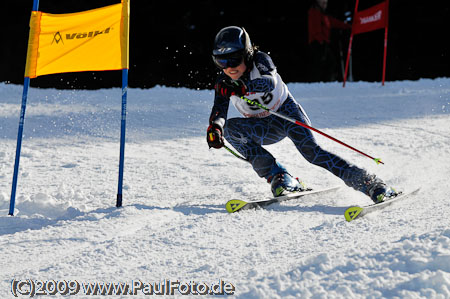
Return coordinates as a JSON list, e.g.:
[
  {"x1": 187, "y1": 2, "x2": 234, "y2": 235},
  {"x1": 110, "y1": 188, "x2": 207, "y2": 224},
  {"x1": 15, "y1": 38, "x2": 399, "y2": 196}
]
[{"x1": 1, "y1": 0, "x2": 449, "y2": 90}]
